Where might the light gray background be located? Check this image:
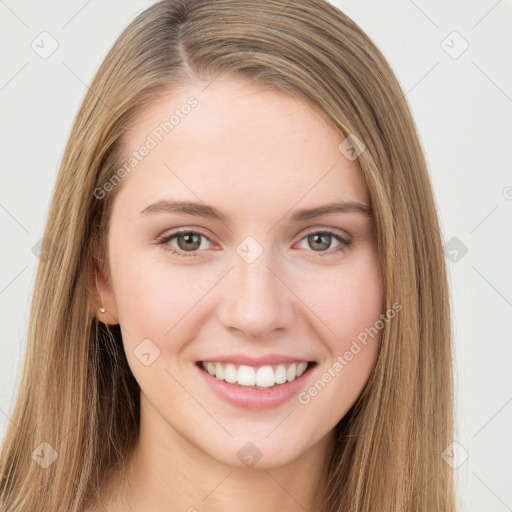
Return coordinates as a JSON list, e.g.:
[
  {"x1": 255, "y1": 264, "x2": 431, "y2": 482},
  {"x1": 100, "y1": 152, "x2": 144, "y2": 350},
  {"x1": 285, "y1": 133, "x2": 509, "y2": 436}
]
[{"x1": 1, "y1": 1, "x2": 511, "y2": 510}]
